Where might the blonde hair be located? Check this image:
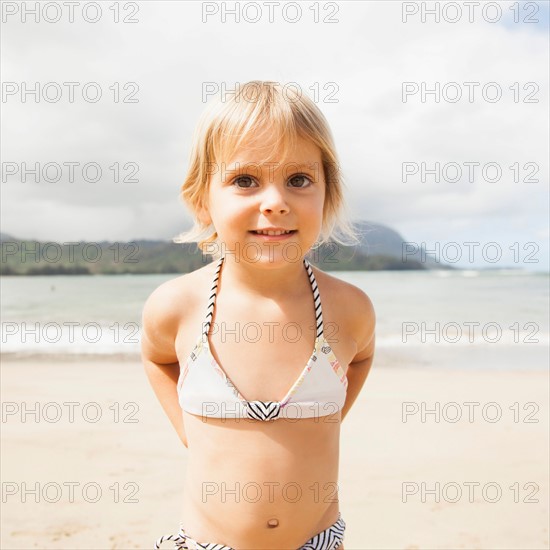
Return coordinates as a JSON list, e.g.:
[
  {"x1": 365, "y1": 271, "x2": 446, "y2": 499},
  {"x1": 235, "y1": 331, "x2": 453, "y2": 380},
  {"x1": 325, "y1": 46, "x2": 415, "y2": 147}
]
[{"x1": 173, "y1": 80, "x2": 360, "y2": 260}]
